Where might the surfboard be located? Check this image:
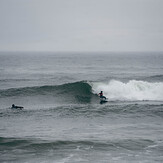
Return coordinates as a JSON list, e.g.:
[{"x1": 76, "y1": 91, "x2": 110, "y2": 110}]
[{"x1": 100, "y1": 98, "x2": 108, "y2": 104}]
